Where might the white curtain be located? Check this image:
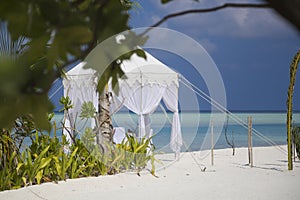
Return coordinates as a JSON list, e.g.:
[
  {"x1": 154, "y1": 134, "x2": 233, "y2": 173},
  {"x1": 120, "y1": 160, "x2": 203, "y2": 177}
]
[
  {"x1": 163, "y1": 84, "x2": 182, "y2": 157},
  {"x1": 144, "y1": 114, "x2": 151, "y2": 138},
  {"x1": 118, "y1": 80, "x2": 165, "y2": 138},
  {"x1": 63, "y1": 75, "x2": 98, "y2": 144}
]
